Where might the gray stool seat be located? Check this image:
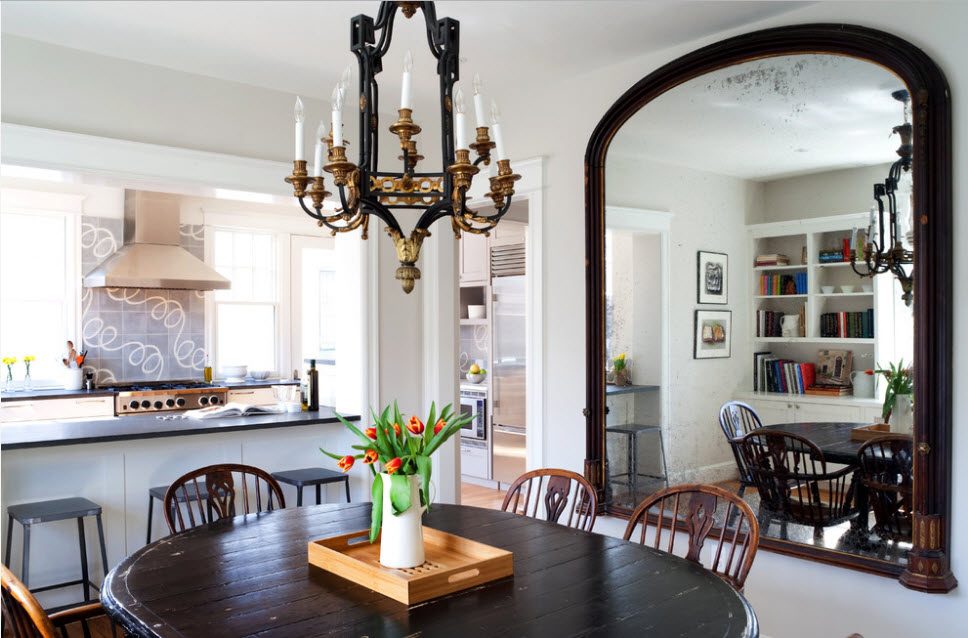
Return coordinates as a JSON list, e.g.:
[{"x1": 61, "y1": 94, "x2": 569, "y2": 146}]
[
  {"x1": 4, "y1": 497, "x2": 108, "y2": 606},
  {"x1": 271, "y1": 467, "x2": 351, "y2": 507},
  {"x1": 146, "y1": 483, "x2": 211, "y2": 544}
]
